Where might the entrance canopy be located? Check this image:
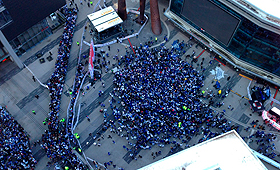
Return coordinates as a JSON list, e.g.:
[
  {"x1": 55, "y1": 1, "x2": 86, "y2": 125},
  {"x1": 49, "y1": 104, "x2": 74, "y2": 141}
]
[
  {"x1": 269, "y1": 107, "x2": 280, "y2": 118},
  {"x1": 87, "y1": 6, "x2": 123, "y2": 33}
]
